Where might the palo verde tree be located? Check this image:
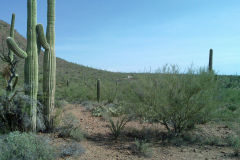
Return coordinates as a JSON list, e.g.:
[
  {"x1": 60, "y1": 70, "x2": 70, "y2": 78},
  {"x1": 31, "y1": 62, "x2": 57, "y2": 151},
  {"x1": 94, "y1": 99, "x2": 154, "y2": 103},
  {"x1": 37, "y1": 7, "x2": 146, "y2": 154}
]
[{"x1": 6, "y1": 0, "x2": 56, "y2": 132}]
